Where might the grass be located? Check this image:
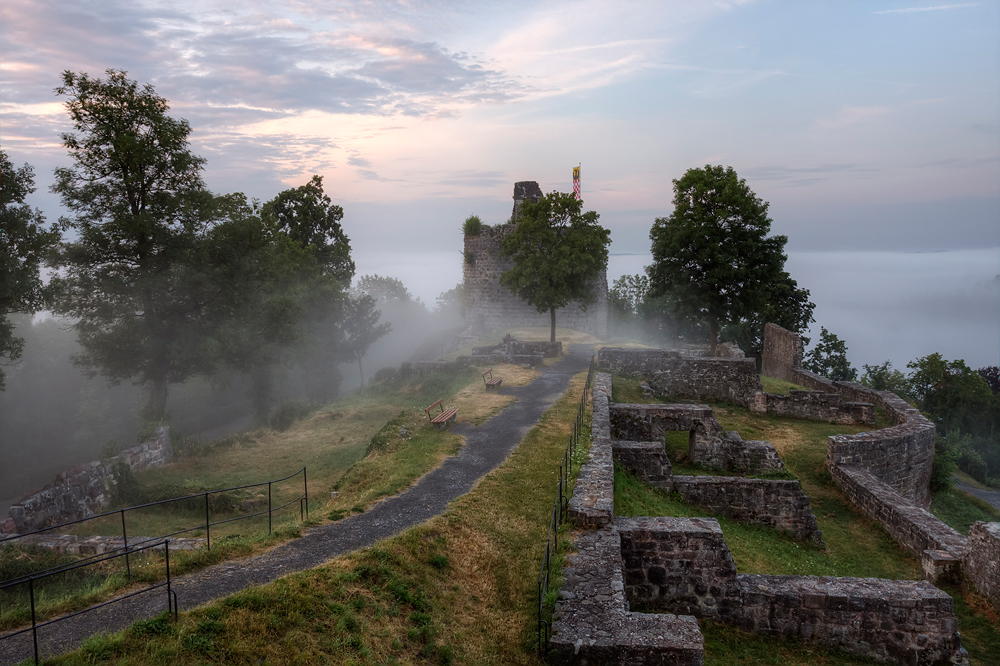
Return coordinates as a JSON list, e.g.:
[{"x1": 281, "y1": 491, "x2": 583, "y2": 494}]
[
  {"x1": 930, "y1": 487, "x2": 1000, "y2": 535},
  {"x1": 48, "y1": 369, "x2": 594, "y2": 665},
  {"x1": 760, "y1": 375, "x2": 809, "y2": 395}
]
